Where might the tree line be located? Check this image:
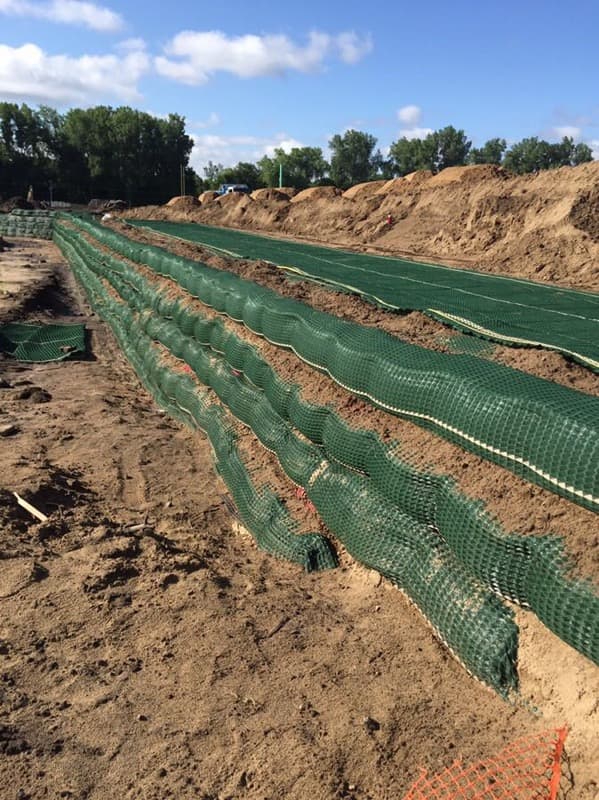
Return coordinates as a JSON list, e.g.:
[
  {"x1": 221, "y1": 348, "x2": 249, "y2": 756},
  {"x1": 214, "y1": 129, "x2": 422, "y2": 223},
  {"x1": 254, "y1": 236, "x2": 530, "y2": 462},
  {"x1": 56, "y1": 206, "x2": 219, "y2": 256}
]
[
  {"x1": 0, "y1": 103, "x2": 196, "y2": 205},
  {"x1": 1, "y1": 103, "x2": 594, "y2": 205},
  {"x1": 212, "y1": 126, "x2": 594, "y2": 192}
]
